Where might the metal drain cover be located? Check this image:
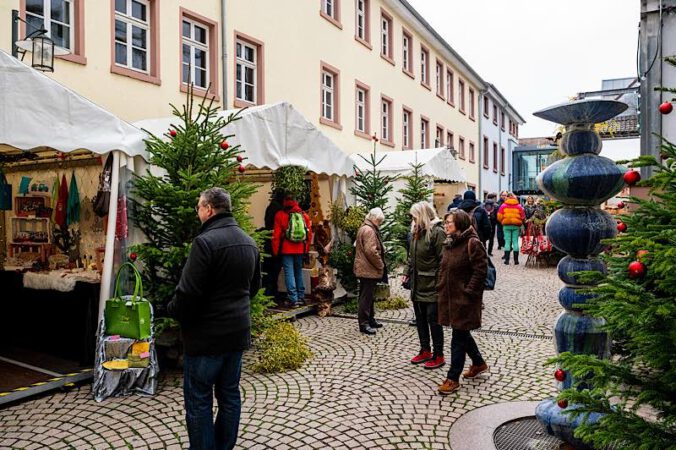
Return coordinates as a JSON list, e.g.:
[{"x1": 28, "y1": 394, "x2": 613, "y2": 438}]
[{"x1": 494, "y1": 416, "x2": 564, "y2": 450}]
